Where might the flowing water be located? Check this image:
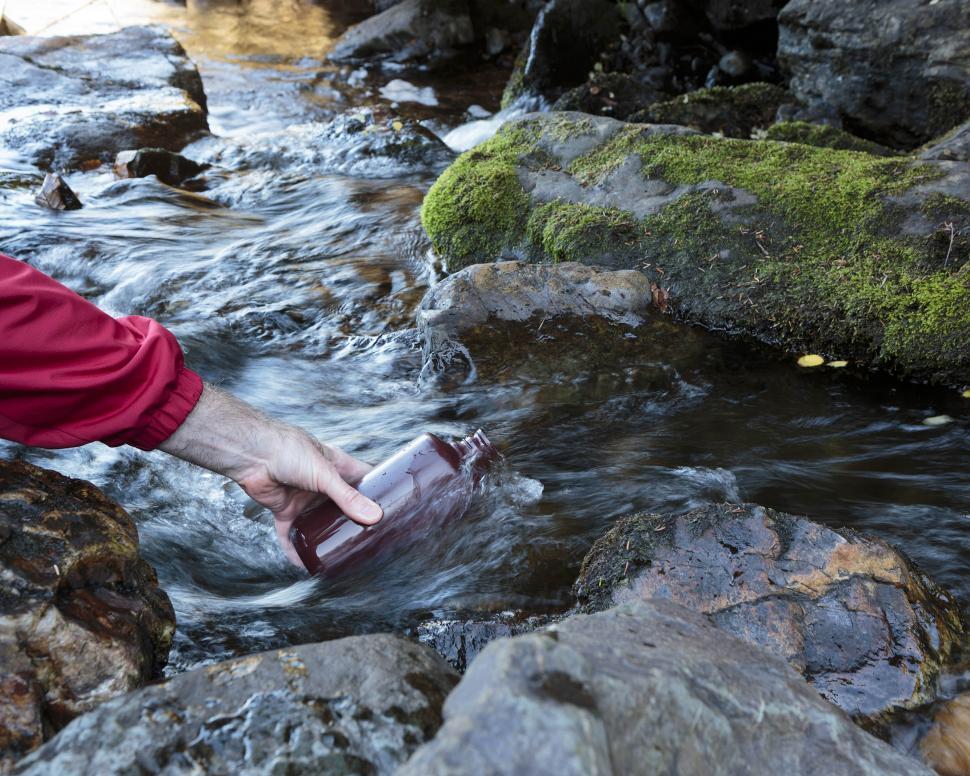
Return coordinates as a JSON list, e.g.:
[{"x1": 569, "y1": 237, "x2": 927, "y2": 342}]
[{"x1": 1, "y1": 3, "x2": 967, "y2": 720}]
